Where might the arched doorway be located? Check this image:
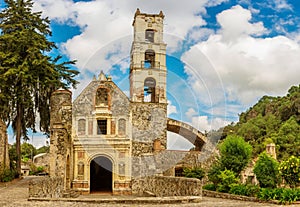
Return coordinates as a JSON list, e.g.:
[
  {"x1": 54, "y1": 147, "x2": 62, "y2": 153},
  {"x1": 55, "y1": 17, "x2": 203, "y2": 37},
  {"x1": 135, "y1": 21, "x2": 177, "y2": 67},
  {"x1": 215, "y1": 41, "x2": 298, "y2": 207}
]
[{"x1": 90, "y1": 156, "x2": 113, "y2": 193}]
